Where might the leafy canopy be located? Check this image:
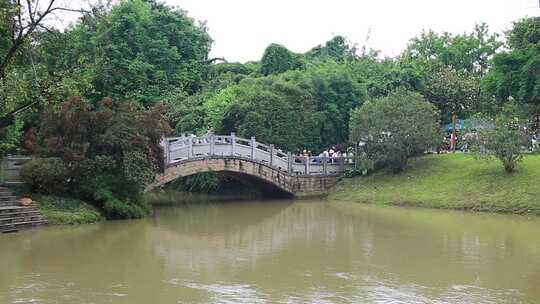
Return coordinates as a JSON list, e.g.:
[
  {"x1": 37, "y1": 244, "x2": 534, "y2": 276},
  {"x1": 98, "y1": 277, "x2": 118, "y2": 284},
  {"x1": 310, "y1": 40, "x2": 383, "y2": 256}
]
[
  {"x1": 483, "y1": 18, "x2": 540, "y2": 107},
  {"x1": 350, "y1": 90, "x2": 441, "y2": 172}
]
